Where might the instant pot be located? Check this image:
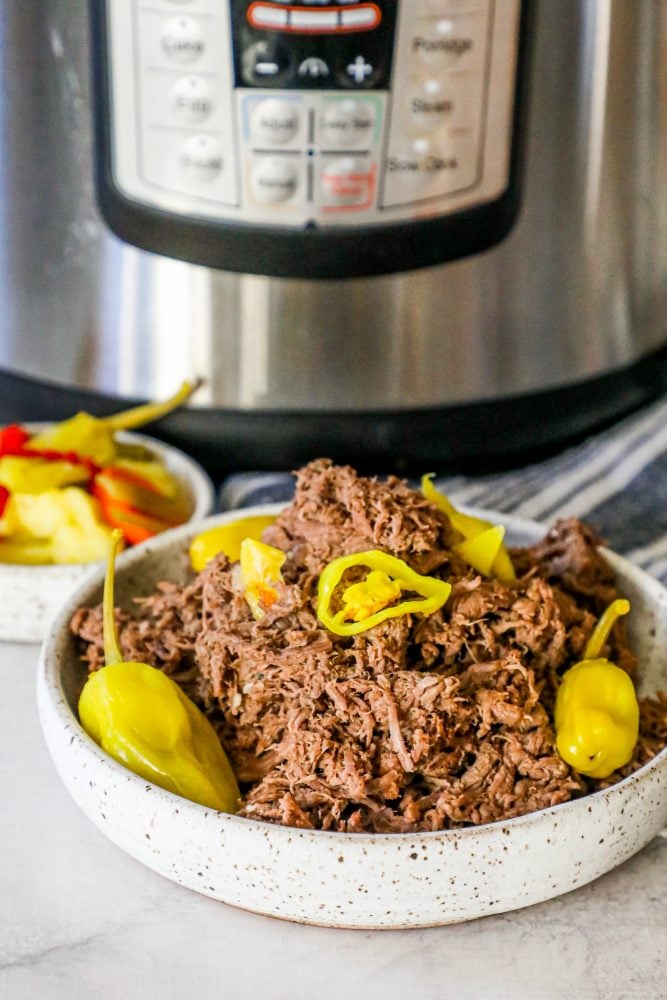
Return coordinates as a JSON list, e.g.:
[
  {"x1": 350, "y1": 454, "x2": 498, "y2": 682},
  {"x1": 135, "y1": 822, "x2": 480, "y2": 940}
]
[{"x1": 0, "y1": 0, "x2": 666, "y2": 474}]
